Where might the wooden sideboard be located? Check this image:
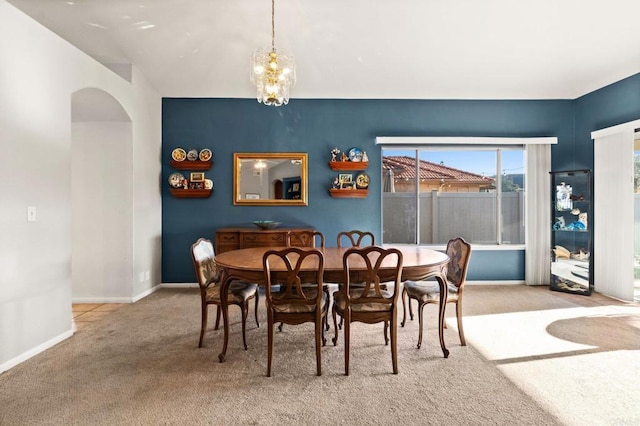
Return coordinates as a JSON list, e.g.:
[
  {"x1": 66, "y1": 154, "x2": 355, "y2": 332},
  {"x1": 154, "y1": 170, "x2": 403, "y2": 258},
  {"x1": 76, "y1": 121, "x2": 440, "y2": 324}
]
[{"x1": 215, "y1": 226, "x2": 316, "y2": 254}]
